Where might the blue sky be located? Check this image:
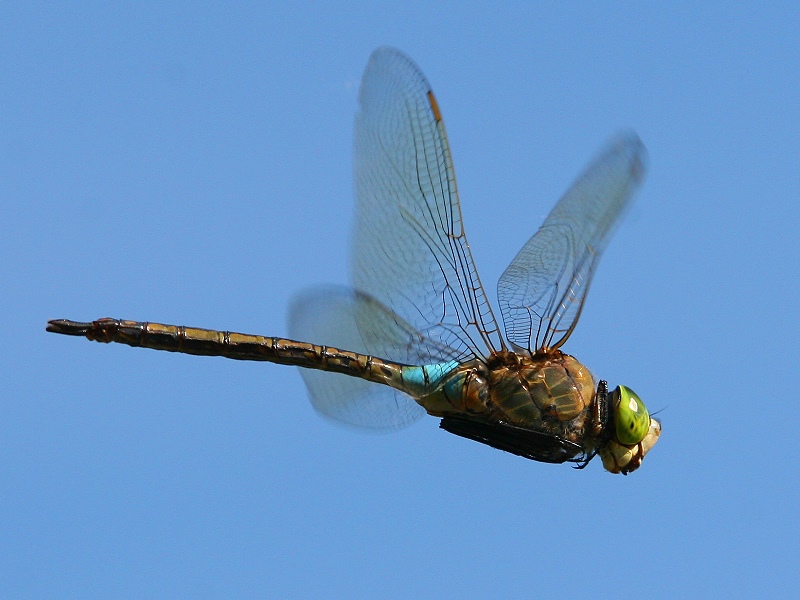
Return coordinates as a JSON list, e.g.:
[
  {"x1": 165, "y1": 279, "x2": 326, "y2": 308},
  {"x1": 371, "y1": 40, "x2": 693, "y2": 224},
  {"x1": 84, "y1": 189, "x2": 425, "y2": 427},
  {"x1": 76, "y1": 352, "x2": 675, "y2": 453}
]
[{"x1": 2, "y1": 2, "x2": 798, "y2": 598}]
